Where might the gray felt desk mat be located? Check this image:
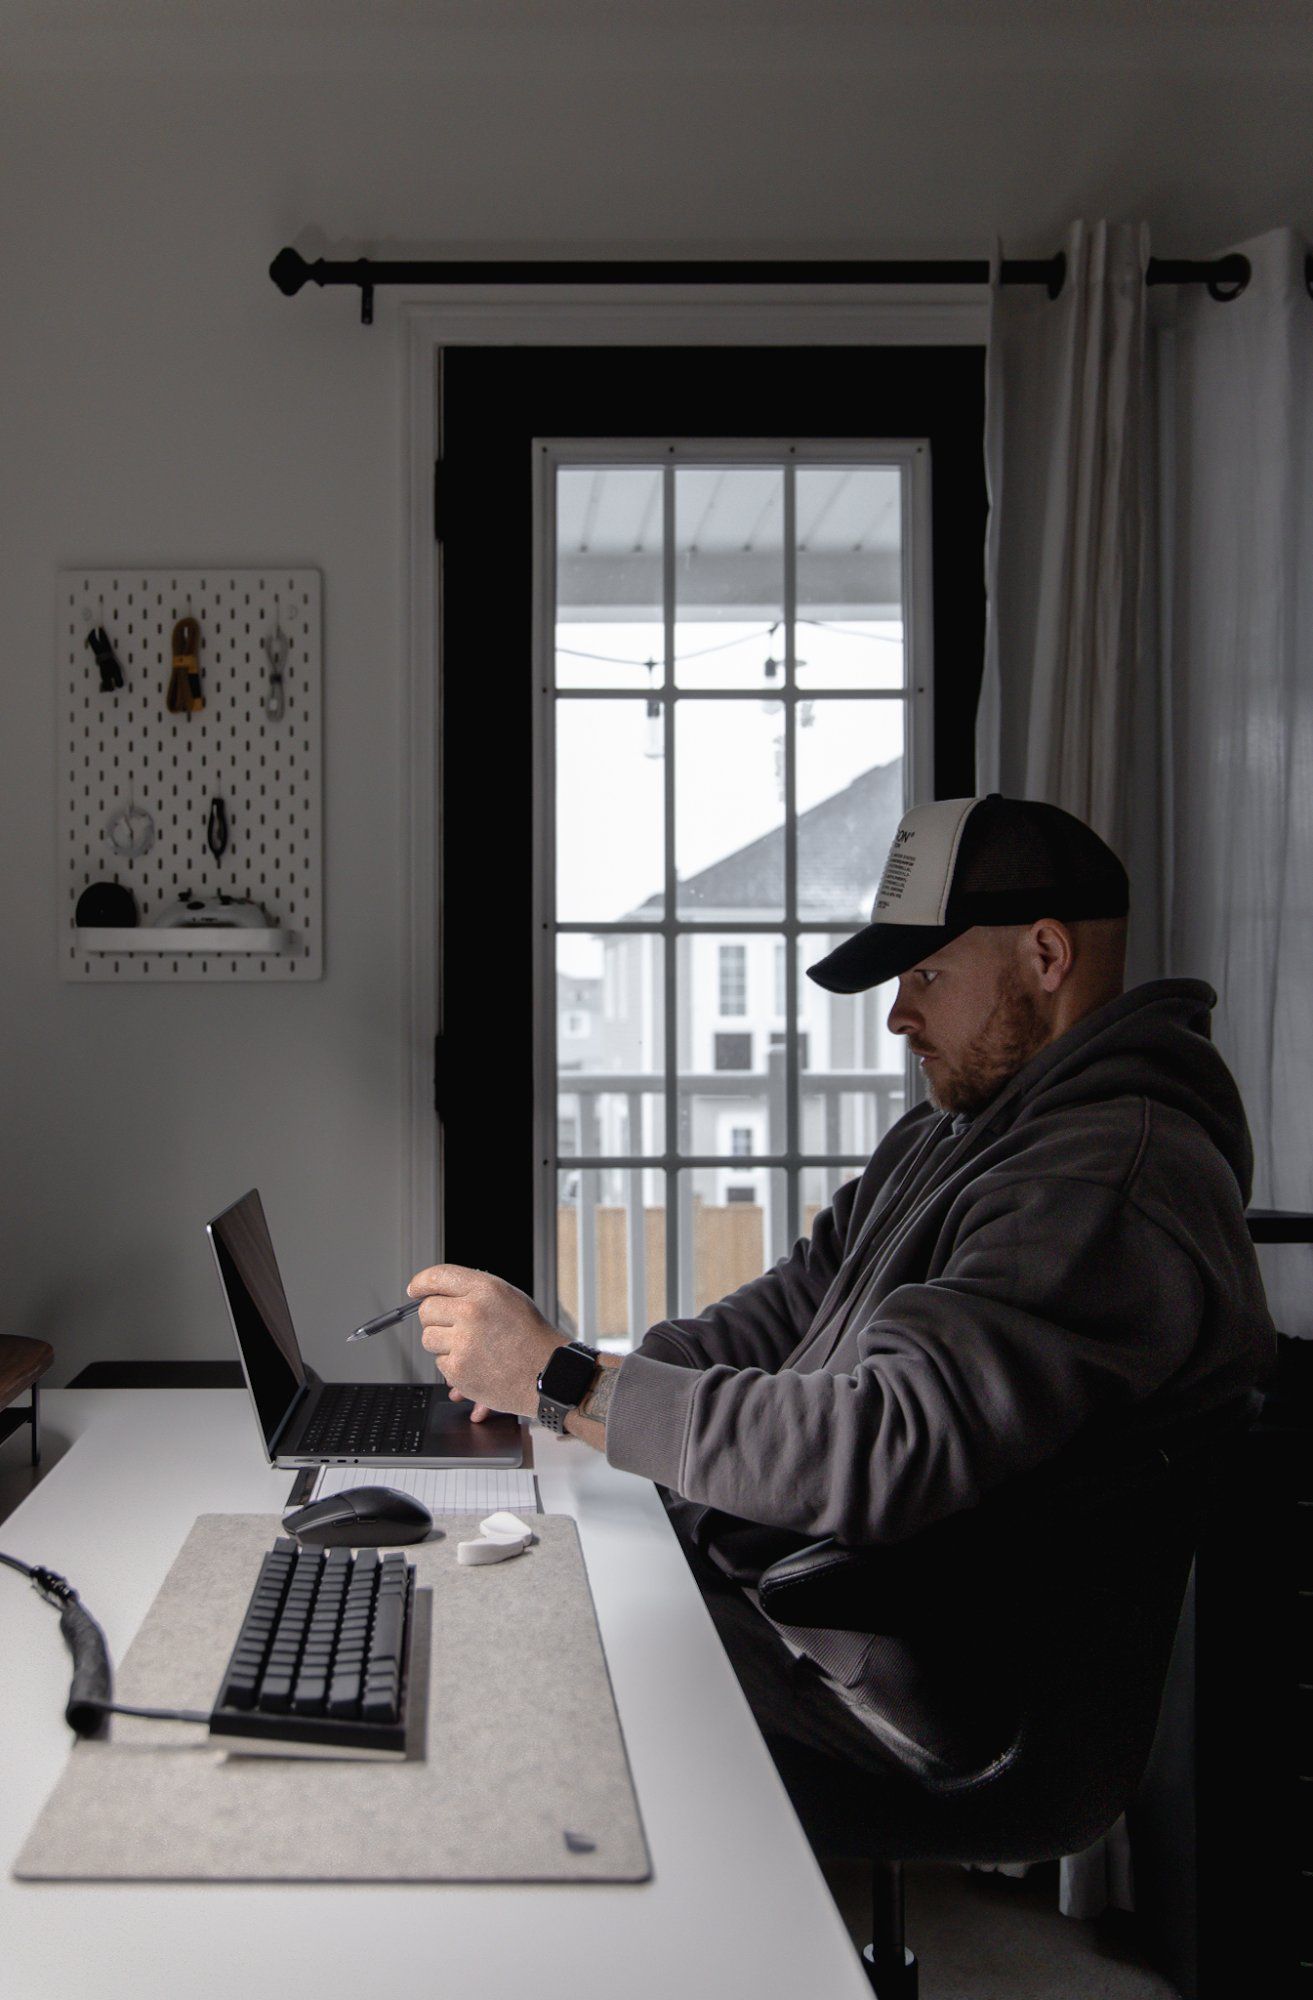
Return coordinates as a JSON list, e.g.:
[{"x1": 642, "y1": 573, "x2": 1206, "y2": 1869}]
[{"x1": 14, "y1": 1514, "x2": 650, "y2": 1884}]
